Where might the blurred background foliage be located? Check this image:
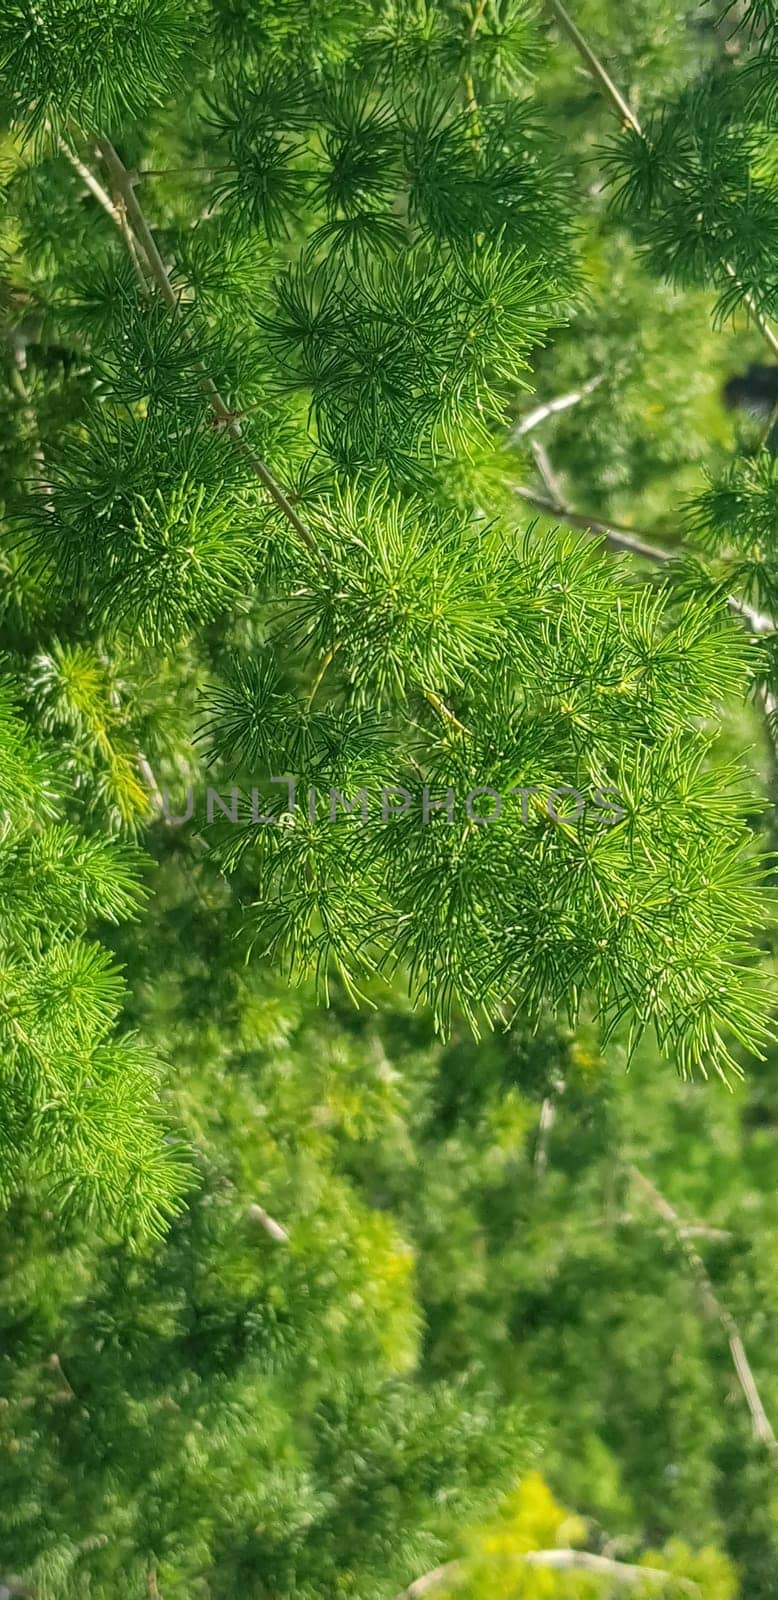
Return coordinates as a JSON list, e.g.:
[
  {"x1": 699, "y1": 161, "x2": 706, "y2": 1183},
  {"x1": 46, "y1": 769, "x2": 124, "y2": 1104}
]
[{"x1": 2, "y1": 840, "x2": 778, "y2": 1594}]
